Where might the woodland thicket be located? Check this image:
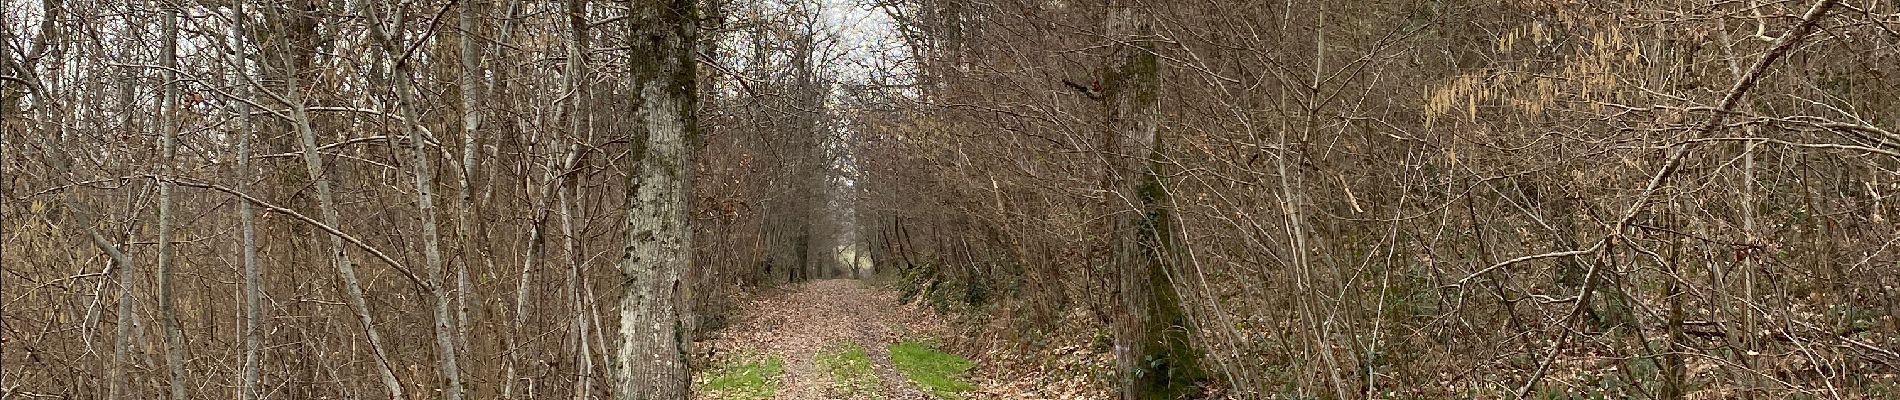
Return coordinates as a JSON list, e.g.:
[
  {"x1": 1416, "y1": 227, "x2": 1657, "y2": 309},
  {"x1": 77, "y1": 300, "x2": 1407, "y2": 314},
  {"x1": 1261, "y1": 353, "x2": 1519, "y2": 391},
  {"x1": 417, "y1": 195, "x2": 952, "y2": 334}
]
[{"x1": 4, "y1": 0, "x2": 1897, "y2": 398}]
